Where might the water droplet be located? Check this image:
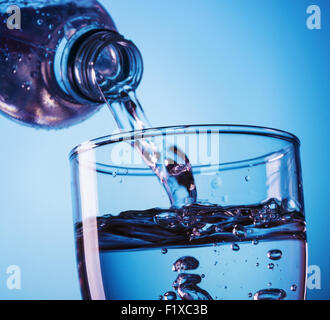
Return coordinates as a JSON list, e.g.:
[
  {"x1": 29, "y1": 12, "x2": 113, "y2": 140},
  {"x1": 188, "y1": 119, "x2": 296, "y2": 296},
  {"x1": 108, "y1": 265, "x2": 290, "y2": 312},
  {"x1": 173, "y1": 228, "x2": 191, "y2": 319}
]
[
  {"x1": 31, "y1": 71, "x2": 38, "y2": 78},
  {"x1": 12, "y1": 68, "x2": 17, "y2": 75},
  {"x1": 26, "y1": 85, "x2": 31, "y2": 91},
  {"x1": 158, "y1": 295, "x2": 163, "y2": 300},
  {"x1": 172, "y1": 256, "x2": 199, "y2": 272},
  {"x1": 201, "y1": 274, "x2": 205, "y2": 278},
  {"x1": 248, "y1": 292, "x2": 253, "y2": 298},
  {"x1": 164, "y1": 291, "x2": 177, "y2": 300},
  {"x1": 256, "y1": 262, "x2": 259, "y2": 267},
  {"x1": 268, "y1": 263, "x2": 275, "y2": 270},
  {"x1": 49, "y1": 24, "x2": 54, "y2": 30},
  {"x1": 252, "y1": 239, "x2": 259, "y2": 245},
  {"x1": 231, "y1": 243, "x2": 240, "y2": 251},
  {"x1": 245, "y1": 175, "x2": 250, "y2": 182},
  {"x1": 37, "y1": 19, "x2": 43, "y2": 26},
  {"x1": 268, "y1": 282, "x2": 272, "y2": 287},
  {"x1": 267, "y1": 249, "x2": 282, "y2": 261},
  {"x1": 253, "y1": 289, "x2": 287, "y2": 300},
  {"x1": 161, "y1": 248, "x2": 168, "y2": 254},
  {"x1": 48, "y1": 34, "x2": 52, "y2": 40},
  {"x1": 112, "y1": 171, "x2": 117, "y2": 178},
  {"x1": 291, "y1": 284, "x2": 297, "y2": 292}
]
